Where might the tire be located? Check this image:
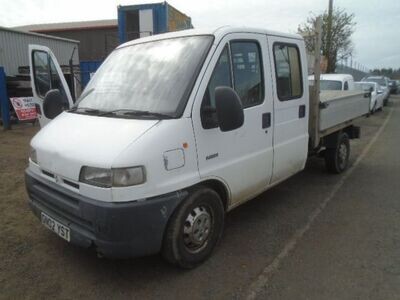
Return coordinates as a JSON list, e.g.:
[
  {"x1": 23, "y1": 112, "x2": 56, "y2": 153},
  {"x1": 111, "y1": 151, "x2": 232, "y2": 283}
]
[
  {"x1": 371, "y1": 102, "x2": 377, "y2": 114},
  {"x1": 325, "y1": 132, "x2": 350, "y2": 174},
  {"x1": 162, "y1": 187, "x2": 224, "y2": 269}
]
